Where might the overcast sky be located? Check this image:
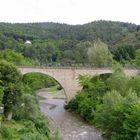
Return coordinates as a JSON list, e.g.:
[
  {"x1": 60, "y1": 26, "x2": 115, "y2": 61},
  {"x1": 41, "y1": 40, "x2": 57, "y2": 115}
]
[{"x1": 0, "y1": 0, "x2": 139, "y2": 25}]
